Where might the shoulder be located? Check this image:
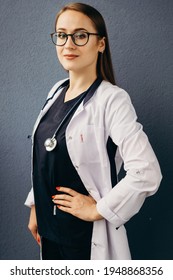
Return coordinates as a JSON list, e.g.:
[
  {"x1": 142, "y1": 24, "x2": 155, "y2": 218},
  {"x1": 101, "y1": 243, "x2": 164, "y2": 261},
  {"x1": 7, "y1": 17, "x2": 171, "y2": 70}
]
[
  {"x1": 96, "y1": 80, "x2": 132, "y2": 109},
  {"x1": 47, "y1": 78, "x2": 69, "y2": 99},
  {"x1": 96, "y1": 81, "x2": 138, "y2": 136}
]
